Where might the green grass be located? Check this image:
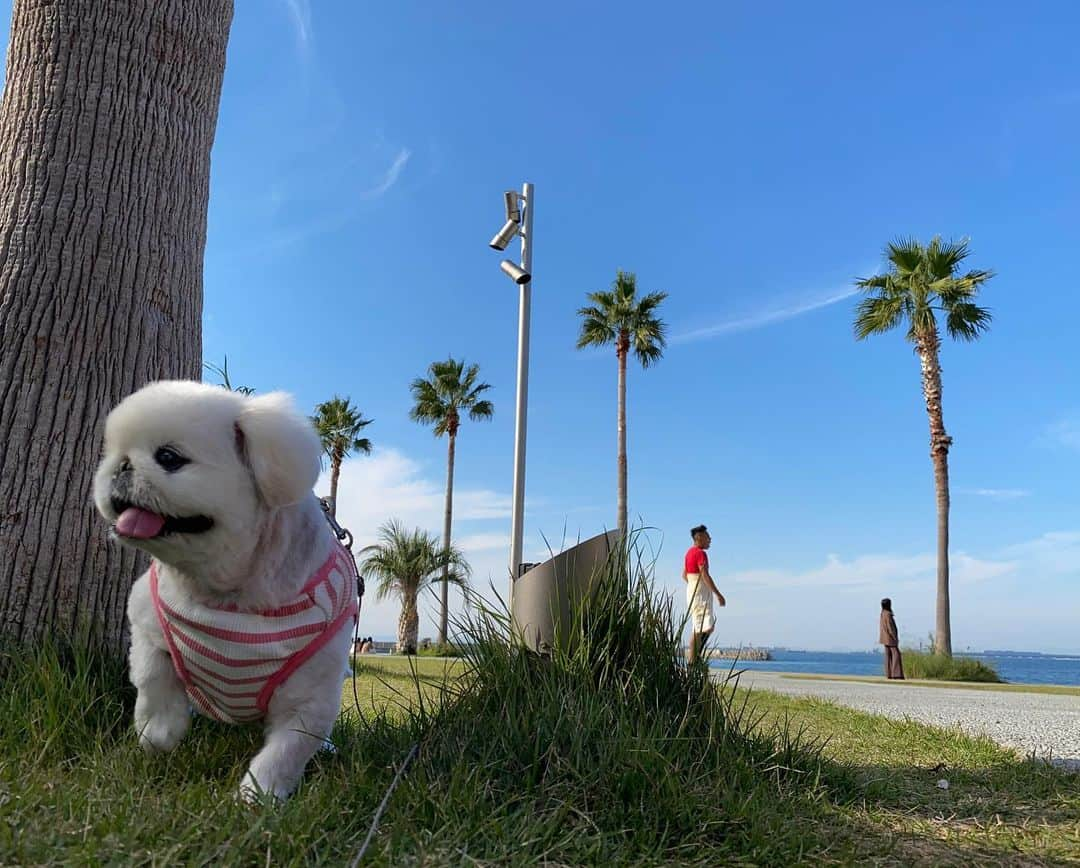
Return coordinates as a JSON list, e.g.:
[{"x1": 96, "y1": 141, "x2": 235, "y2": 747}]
[
  {"x1": 2, "y1": 554, "x2": 1077, "y2": 866},
  {"x1": 743, "y1": 690, "x2": 1080, "y2": 865},
  {"x1": 781, "y1": 672, "x2": 1080, "y2": 696},
  {"x1": 343, "y1": 655, "x2": 463, "y2": 719},
  {"x1": 415, "y1": 641, "x2": 465, "y2": 658},
  {"x1": 900, "y1": 650, "x2": 1003, "y2": 682}
]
